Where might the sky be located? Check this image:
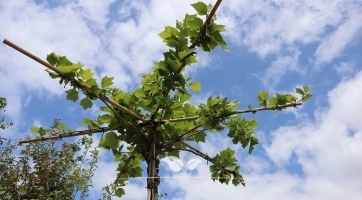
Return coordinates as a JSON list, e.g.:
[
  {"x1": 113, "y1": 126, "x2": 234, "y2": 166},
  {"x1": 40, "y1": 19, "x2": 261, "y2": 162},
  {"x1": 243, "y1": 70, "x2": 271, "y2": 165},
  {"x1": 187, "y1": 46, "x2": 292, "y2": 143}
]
[{"x1": 0, "y1": 0, "x2": 362, "y2": 199}]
